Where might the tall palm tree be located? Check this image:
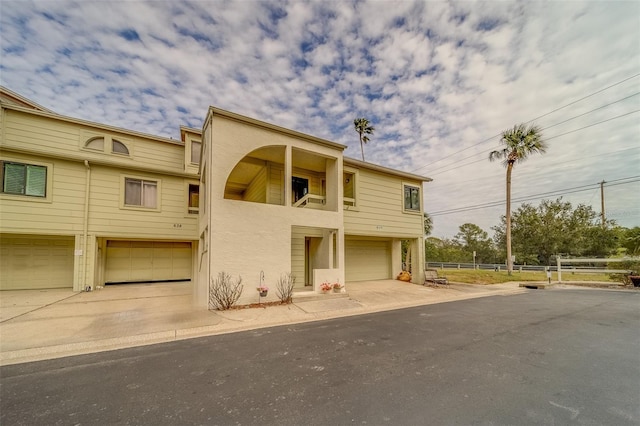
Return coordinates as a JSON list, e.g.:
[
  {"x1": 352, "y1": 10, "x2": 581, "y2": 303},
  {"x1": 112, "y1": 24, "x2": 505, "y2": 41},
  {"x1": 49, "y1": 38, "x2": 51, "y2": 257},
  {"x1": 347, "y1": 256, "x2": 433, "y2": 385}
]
[
  {"x1": 354, "y1": 118, "x2": 374, "y2": 161},
  {"x1": 489, "y1": 123, "x2": 547, "y2": 275}
]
